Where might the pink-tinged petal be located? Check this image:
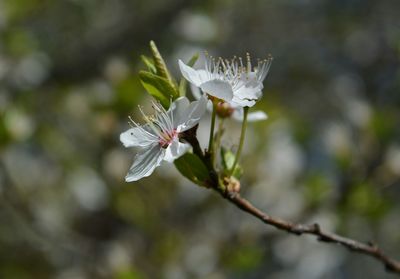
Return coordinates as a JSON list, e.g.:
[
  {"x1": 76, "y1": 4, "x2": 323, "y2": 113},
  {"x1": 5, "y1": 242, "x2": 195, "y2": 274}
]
[
  {"x1": 179, "y1": 60, "x2": 202, "y2": 87},
  {"x1": 164, "y1": 139, "x2": 191, "y2": 163},
  {"x1": 176, "y1": 95, "x2": 208, "y2": 131},
  {"x1": 120, "y1": 125, "x2": 157, "y2": 147},
  {"x1": 125, "y1": 144, "x2": 165, "y2": 182},
  {"x1": 200, "y1": 79, "x2": 233, "y2": 102}
]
